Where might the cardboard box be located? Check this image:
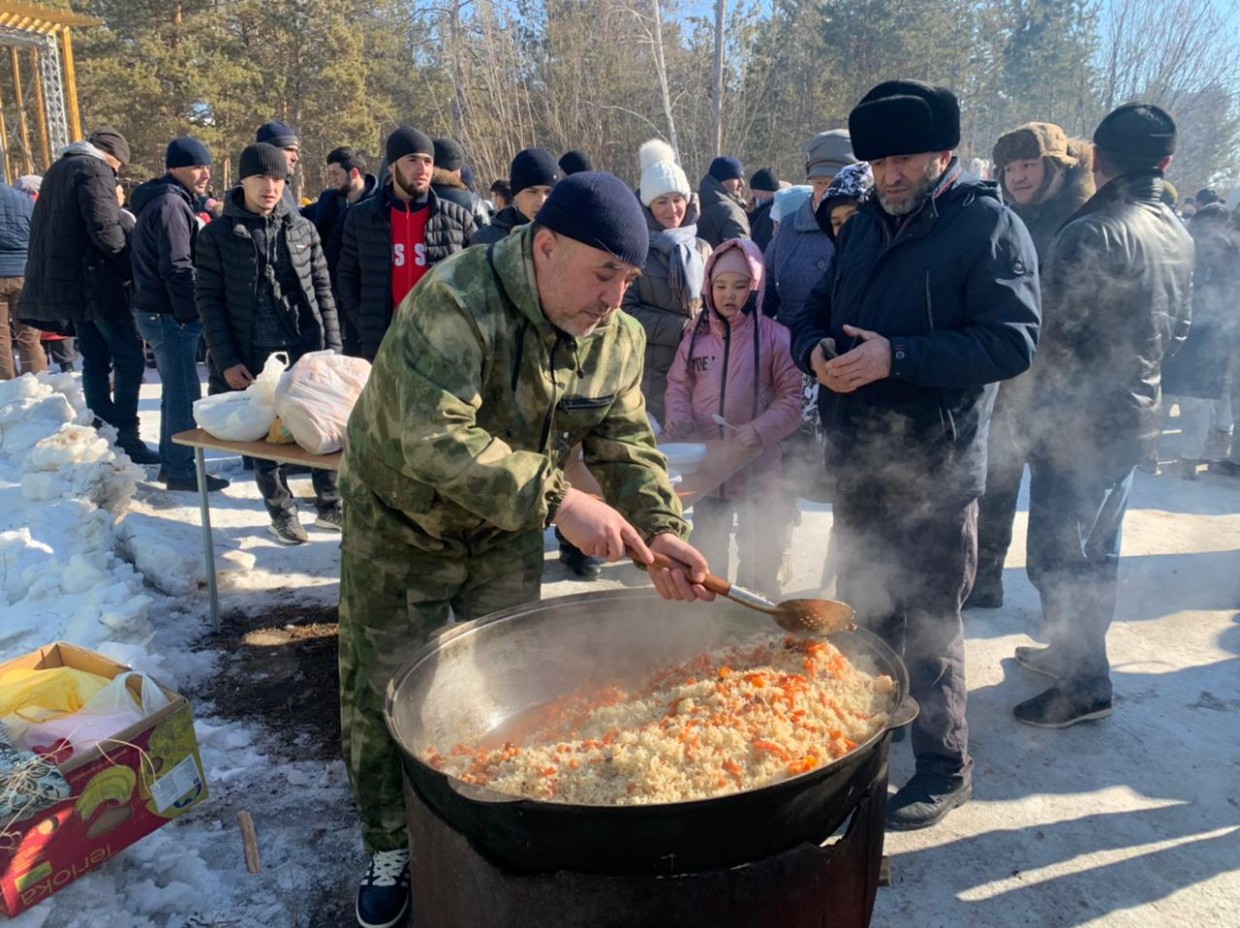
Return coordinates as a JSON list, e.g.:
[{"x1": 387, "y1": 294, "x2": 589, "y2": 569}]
[{"x1": 0, "y1": 642, "x2": 208, "y2": 917}]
